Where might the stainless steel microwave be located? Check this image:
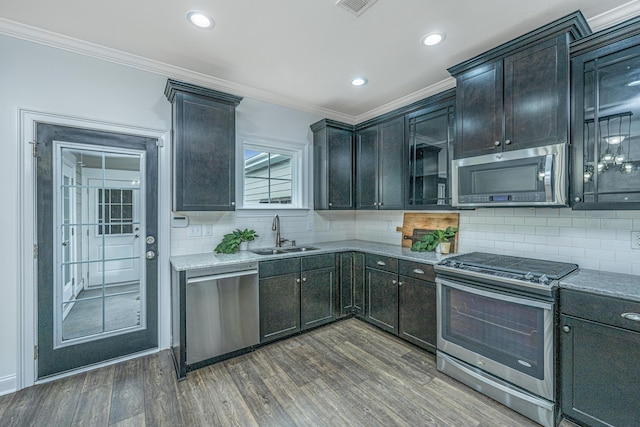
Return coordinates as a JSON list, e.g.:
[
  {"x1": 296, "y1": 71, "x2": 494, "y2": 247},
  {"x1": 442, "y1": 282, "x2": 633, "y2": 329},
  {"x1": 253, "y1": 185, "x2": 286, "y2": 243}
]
[{"x1": 451, "y1": 143, "x2": 568, "y2": 207}]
